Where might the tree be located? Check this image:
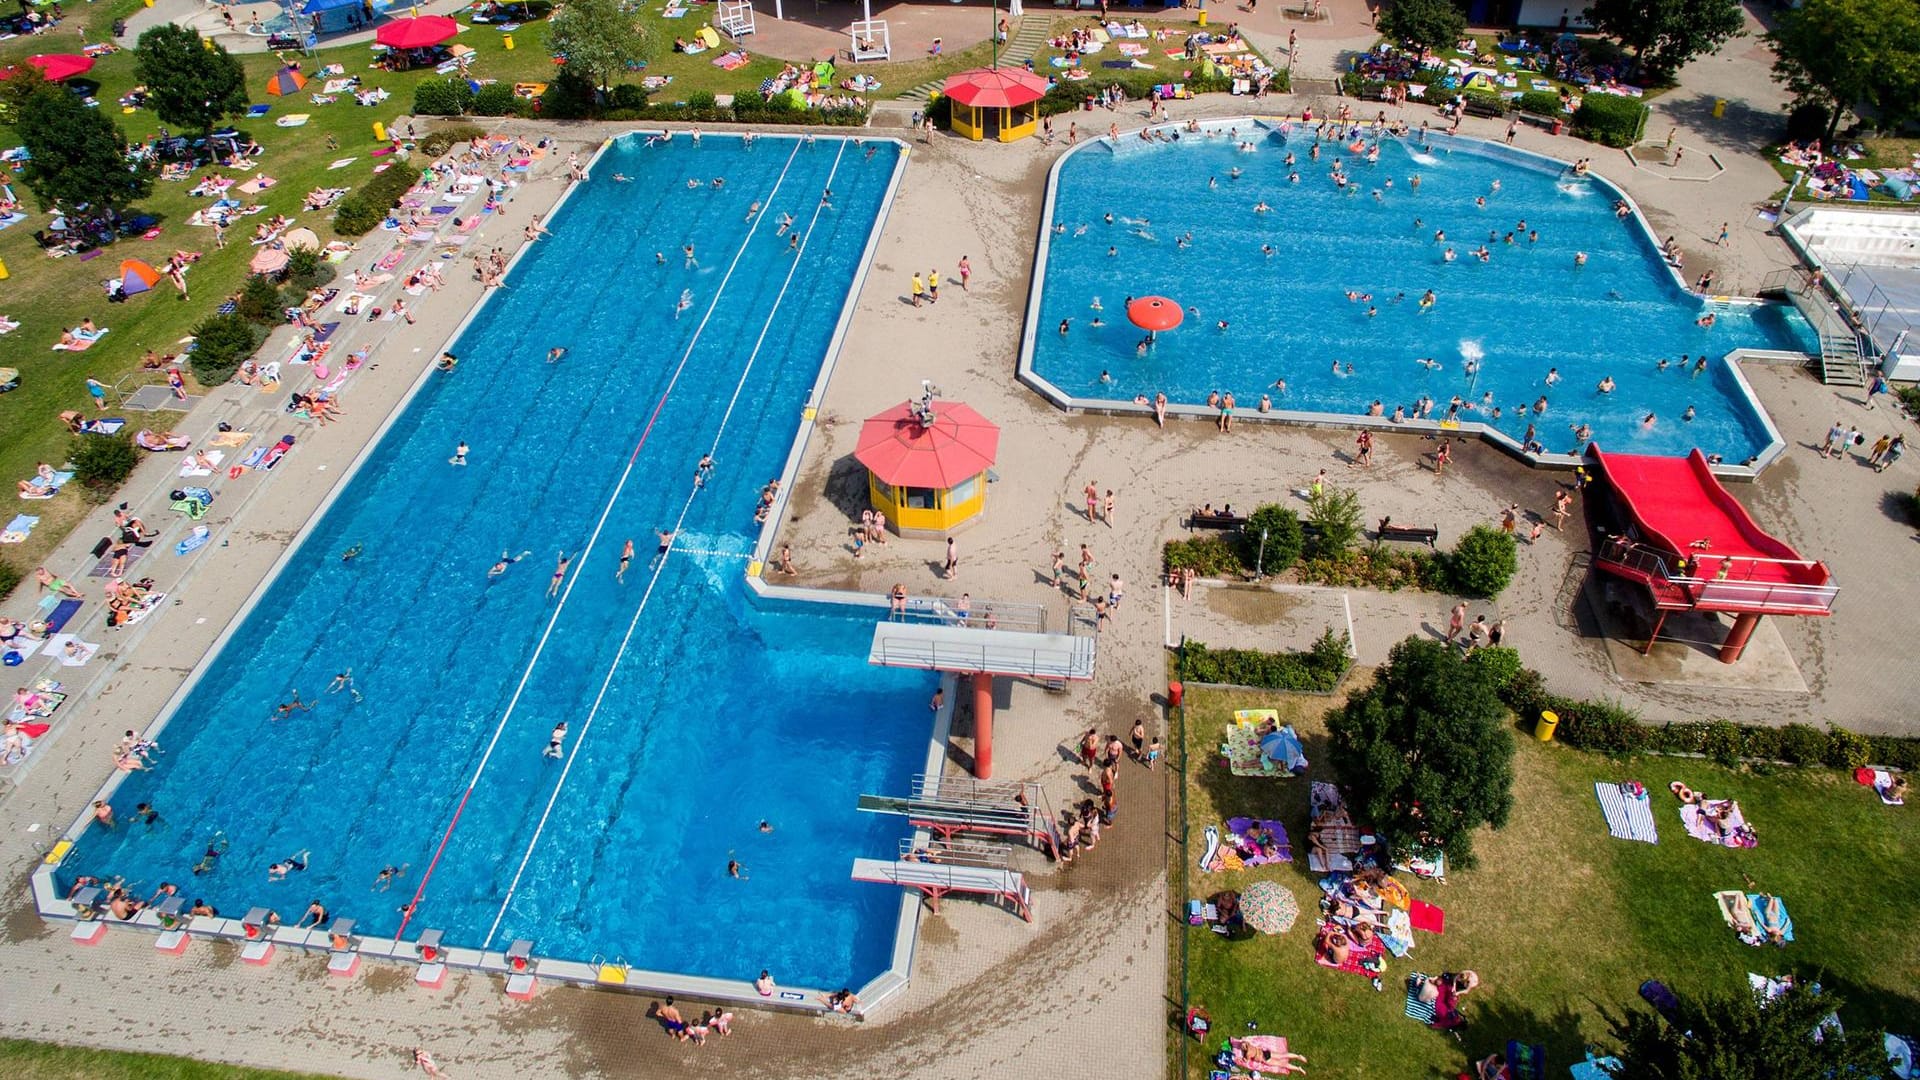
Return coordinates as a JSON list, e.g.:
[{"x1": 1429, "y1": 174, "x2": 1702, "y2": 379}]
[
  {"x1": 1241, "y1": 504, "x2": 1304, "y2": 575},
  {"x1": 1304, "y1": 486, "x2": 1362, "y2": 561},
  {"x1": 135, "y1": 24, "x2": 249, "y2": 134},
  {"x1": 1445, "y1": 524, "x2": 1519, "y2": 597},
  {"x1": 549, "y1": 0, "x2": 654, "y2": 95},
  {"x1": 1582, "y1": 0, "x2": 1744, "y2": 84},
  {"x1": 1607, "y1": 980, "x2": 1892, "y2": 1079},
  {"x1": 1326, "y1": 637, "x2": 1515, "y2": 867},
  {"x1": 11, "y1": 80, "x2": 153, "y2": 214},
  {"x1": 1768, "y1": 0, "x2": 1920, "y2": 142},
  {"x1": 1376, "y1": 0, "x2": 1467, "y2": 55}
]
